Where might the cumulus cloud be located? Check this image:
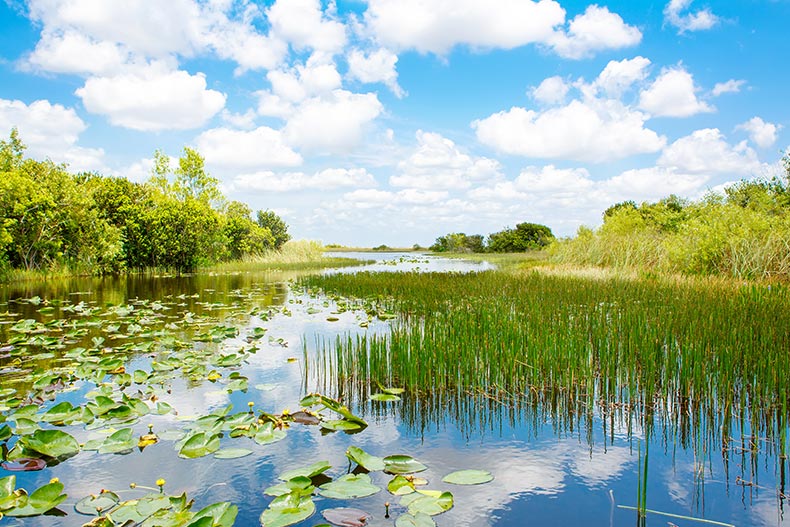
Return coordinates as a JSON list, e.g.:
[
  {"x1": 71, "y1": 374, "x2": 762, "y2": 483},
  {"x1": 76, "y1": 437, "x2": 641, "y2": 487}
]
[
  {"x1": 664, "y1": 0, "x2": 719, "y2": 33},
  {"x1": 267, "y1": 0, "x2": 346, "y2": 54},
  {"x1": 342, "y1": 188, "x2": 448, "y2": 208},
  {"x1": 658, "y1": 128, "x2": 762, "y2": 175},
  {"x1": 347, "y1": 48, "x2": 404, "y2": 98},
  {"x1": 473, "y1": 99, "x2": 665, "y2": 163},
  {"x1": 605, "y1": 167, "x2": 710, "y2": 201},
  {"x1": 282, "y1": 90, "x2": 383, "y2": 153},
  {"x1": 195, "y1": 126, "x2": 303, "y2": 169},
  {"x1": 233, "y1": 167, "x2": 377, "y2": 192},
  {"x1": 548, "y1": 5, "x2": 642, "y2": 59},
  {"x1": 712, "y1": 79, "x2": 746, "y2": 97},
  {"x1": 25, "y1": 30, "x2": 133, "y2": 76},
  {"x1": 736, "y1": 117, "x2": 781, "y2": 148},
  {"x1": 592, "y1": 56, "x2": 651, "y2": 97},
  {"x1": 389, "y1": 131, "x2": 502, "y2": 190},
  {"x1": 638, "y1": 67, "x2": 714, "y2": 117},
  {"x1": 75, "y1": 63, "x2": 226, "y2": 131},
  {"x1": 531, "y1": 76, "x2": 569, "y2": 105},
  {"x1": 0, "y1": 97, "x2": 105, "y2": 172}
]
